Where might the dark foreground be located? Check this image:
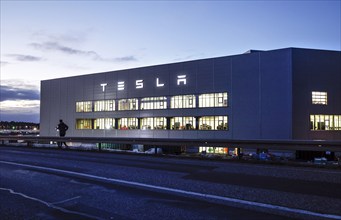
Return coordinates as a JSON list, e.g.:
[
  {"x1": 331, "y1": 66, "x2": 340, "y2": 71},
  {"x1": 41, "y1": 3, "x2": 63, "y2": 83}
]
[{"x1": 0, "y1": 146, "x2": 340, "y2": 220}]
